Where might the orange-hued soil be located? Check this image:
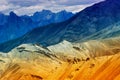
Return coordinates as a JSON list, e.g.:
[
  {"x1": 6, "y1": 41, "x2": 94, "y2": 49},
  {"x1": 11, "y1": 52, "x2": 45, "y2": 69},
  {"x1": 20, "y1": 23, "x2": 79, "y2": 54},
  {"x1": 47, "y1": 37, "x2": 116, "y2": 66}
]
[
  {"x1": 0, "y1": 38, "x2": 120, "y2": 80},
  {"x1": 0, "y1": 53, "x2": 120, "y2": 80}
]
